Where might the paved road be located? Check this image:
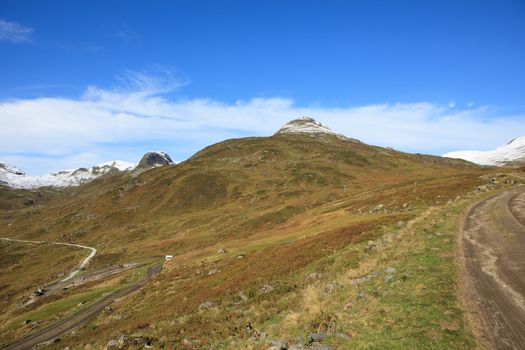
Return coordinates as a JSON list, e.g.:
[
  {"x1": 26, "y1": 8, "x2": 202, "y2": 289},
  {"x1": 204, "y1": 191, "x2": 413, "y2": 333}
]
[
  {"x1": 1, "y1": 264, "x2": 161, "y2": 350},
  {"x1": 461, "y1": 189, "x2": 525, "y2": 349},
  {"x1": 0, "y1": 238, "x2": 97, "y2": 283}
]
